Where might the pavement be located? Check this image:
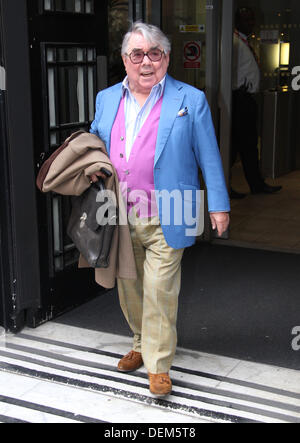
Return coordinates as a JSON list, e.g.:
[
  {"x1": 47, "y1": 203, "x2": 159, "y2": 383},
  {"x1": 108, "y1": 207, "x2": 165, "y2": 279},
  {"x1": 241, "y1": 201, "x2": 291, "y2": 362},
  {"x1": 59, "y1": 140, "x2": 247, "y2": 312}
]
[{"x1": 0, "y1": 321, "x2": 300, "y2": 423}]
